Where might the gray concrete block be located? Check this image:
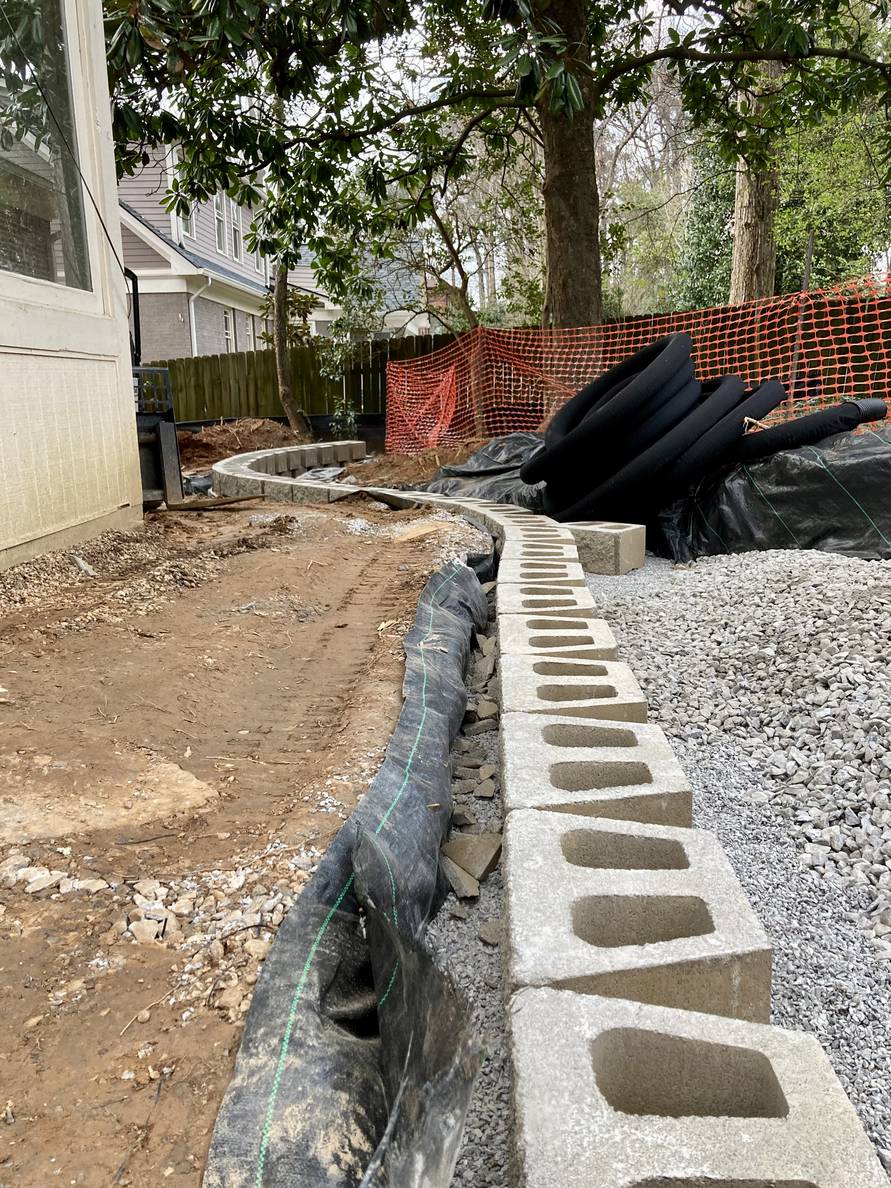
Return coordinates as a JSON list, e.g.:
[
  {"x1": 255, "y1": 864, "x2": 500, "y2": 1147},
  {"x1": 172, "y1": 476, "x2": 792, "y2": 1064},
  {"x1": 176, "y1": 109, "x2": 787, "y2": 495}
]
[
  {"x1": 500, "y1": 541, "x2": 581, "y2": 564},
  {"x1": 299, "y1": 446, "x2": 320, "y2": 469},
  {"x1": 497, "y1": 559, "x2": 587, "y2": 585},
  {"x1": 497, "y1": 583, "x2": 598, "y2": 616},
  {"x1": 289, "y1": 480, "x2": 341, "y2": 504},
  {"x1": 499, "y1": 653, "x2": 646, "y2": 721},
  {"x1": 344, "y1": 439, "x2": 367, "y2": 460},
  {"x1": 500, "y1": 711, "x2": 690, "y2": 824},
  {"x1": 260, "y1": 477, "x2": 296, "y2": 503},
  {"x1": 315, "y1": 444, "x2": 337, "y2": 465},
  {"x1": 510, "y1": 988, "x2": 889, "y2": 1188},
  {"x1": 563, "y1": 520, "x2": 646, "y2": 575},
  {"x1": 505, "y1": 810, "x2": 771, "y2": 1020},
  {"x1": 498, "y1": 614, "x2": 617, "y2": 661}
]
